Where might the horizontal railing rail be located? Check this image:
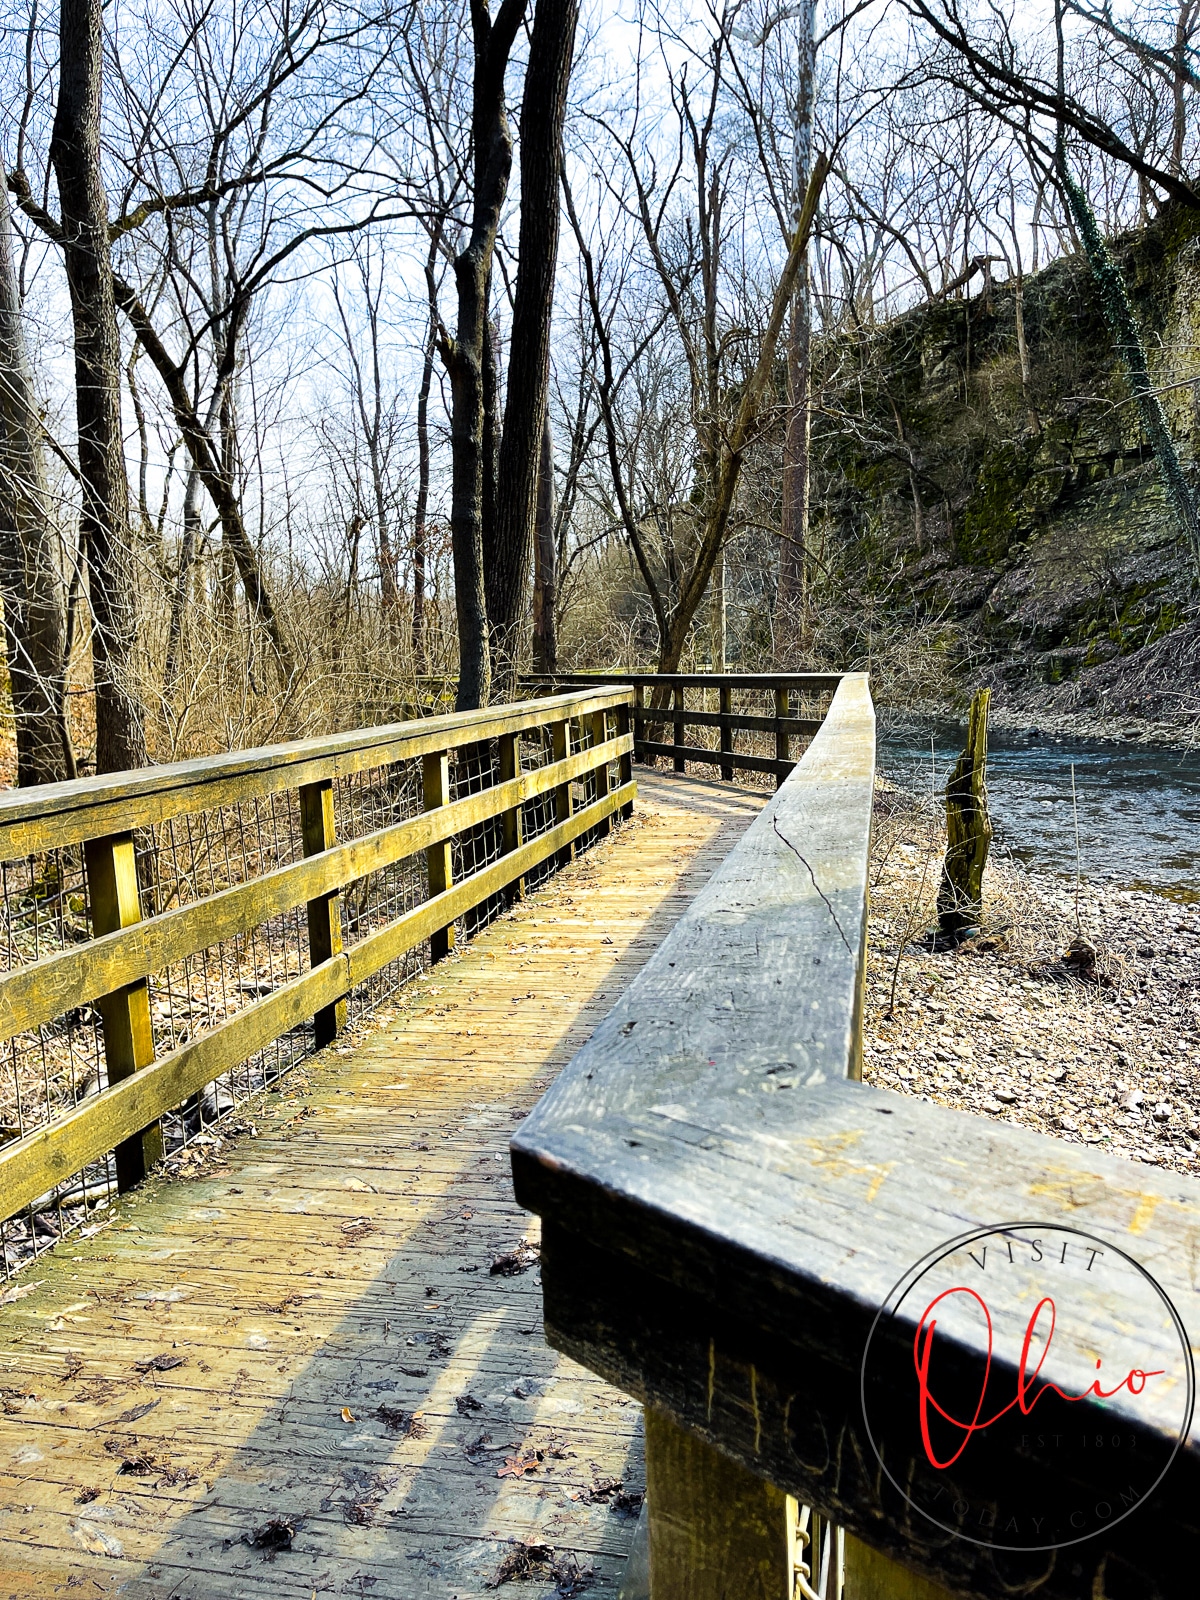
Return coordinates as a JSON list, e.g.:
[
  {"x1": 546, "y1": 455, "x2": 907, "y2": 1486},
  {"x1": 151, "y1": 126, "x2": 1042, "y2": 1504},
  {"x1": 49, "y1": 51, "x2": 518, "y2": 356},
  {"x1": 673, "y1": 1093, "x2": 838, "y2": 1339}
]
[
  {"x1": 522, "y1": 672, "x2": 842, "y2": 786},
  {"x1": 0, "y1": 688, "x2": 634, "y2": 1271},
  {"x1": 512, "y1": 672, "x2": 1200, "y2": 1600}
]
